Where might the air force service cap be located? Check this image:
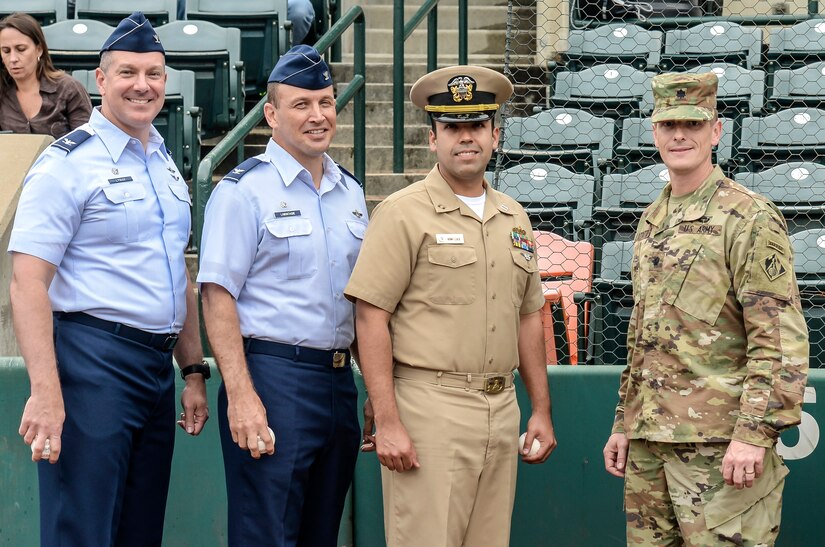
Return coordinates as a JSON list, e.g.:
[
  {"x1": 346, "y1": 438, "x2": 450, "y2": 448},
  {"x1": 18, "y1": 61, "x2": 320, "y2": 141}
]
[
  {"x1": 651, "y1": 72, "x2": 718, "y2": 123},
  {"x1": 268, "y1": 45, "x2": 333, "y2": 89},
  {"x1": 100, "y1": 11, "x2": 164, "y2": 56},
  {"x1": 410, "y1": 65, "x2": 513, "y2": 123}
]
